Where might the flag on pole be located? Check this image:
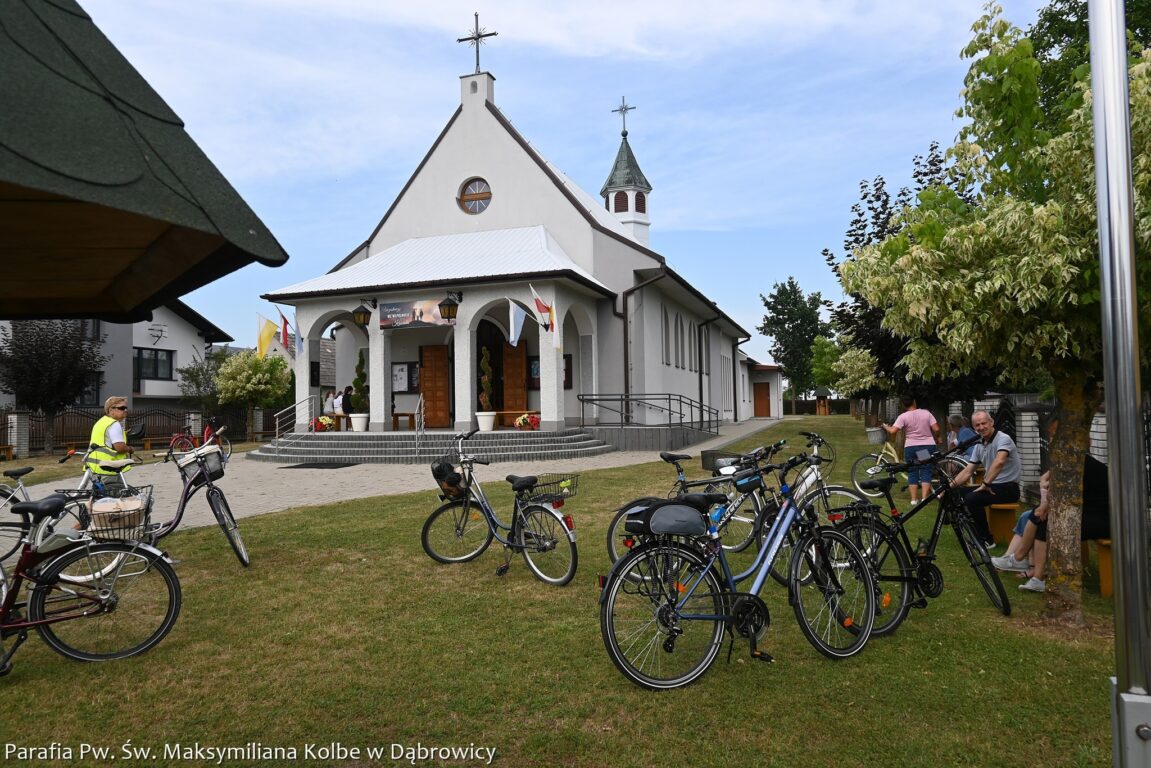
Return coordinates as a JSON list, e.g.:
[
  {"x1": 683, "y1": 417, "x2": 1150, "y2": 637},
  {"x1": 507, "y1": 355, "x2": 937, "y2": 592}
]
[
  {"x1": 256, "y1": 316, "x2": 277, "y2": 359},
  {"x1": 293, "y1": 311, "x2": 303, "y2": 355},
  {"x1": 277, "y1": 309, "x2": 290, "y2": 349},
  {"x1": 551, "y1": 295, "x2": 562, "y2": 351},
  {"x1": 529, "y1": 284, "x2": 555, "y2": 331},
  {"x1": 508, "y1": 300, "x2": 528, "y2": 347}
]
